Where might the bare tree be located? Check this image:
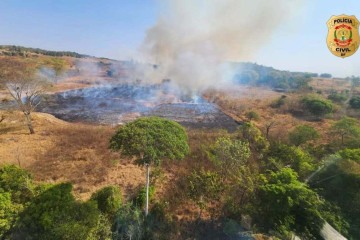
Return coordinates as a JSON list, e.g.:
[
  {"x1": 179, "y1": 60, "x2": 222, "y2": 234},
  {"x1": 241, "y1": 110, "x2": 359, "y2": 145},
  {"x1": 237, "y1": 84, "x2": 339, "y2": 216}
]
[
  {"x1": 6, "y1": 78, "x2": 48, "y2": 134},
  {"x1": 0, "y1": 59, "x2": 49, "y2": 134},
  {"x1": 265, "y1": 120, "x2": 277, "y2": 139},
  {"x1": 0, "y1": 115, "x2": 4, "y2": 123}
]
